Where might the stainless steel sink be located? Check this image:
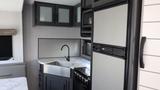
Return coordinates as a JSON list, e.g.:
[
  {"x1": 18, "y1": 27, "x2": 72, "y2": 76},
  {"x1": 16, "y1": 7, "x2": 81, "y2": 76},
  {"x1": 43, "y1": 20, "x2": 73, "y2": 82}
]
[
  {"x1": 48, "y1": 61, "x2": 61, "y2": 66},
  {"x1": 43, "y1": 60, "x2": 83, "y2": 78}
]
